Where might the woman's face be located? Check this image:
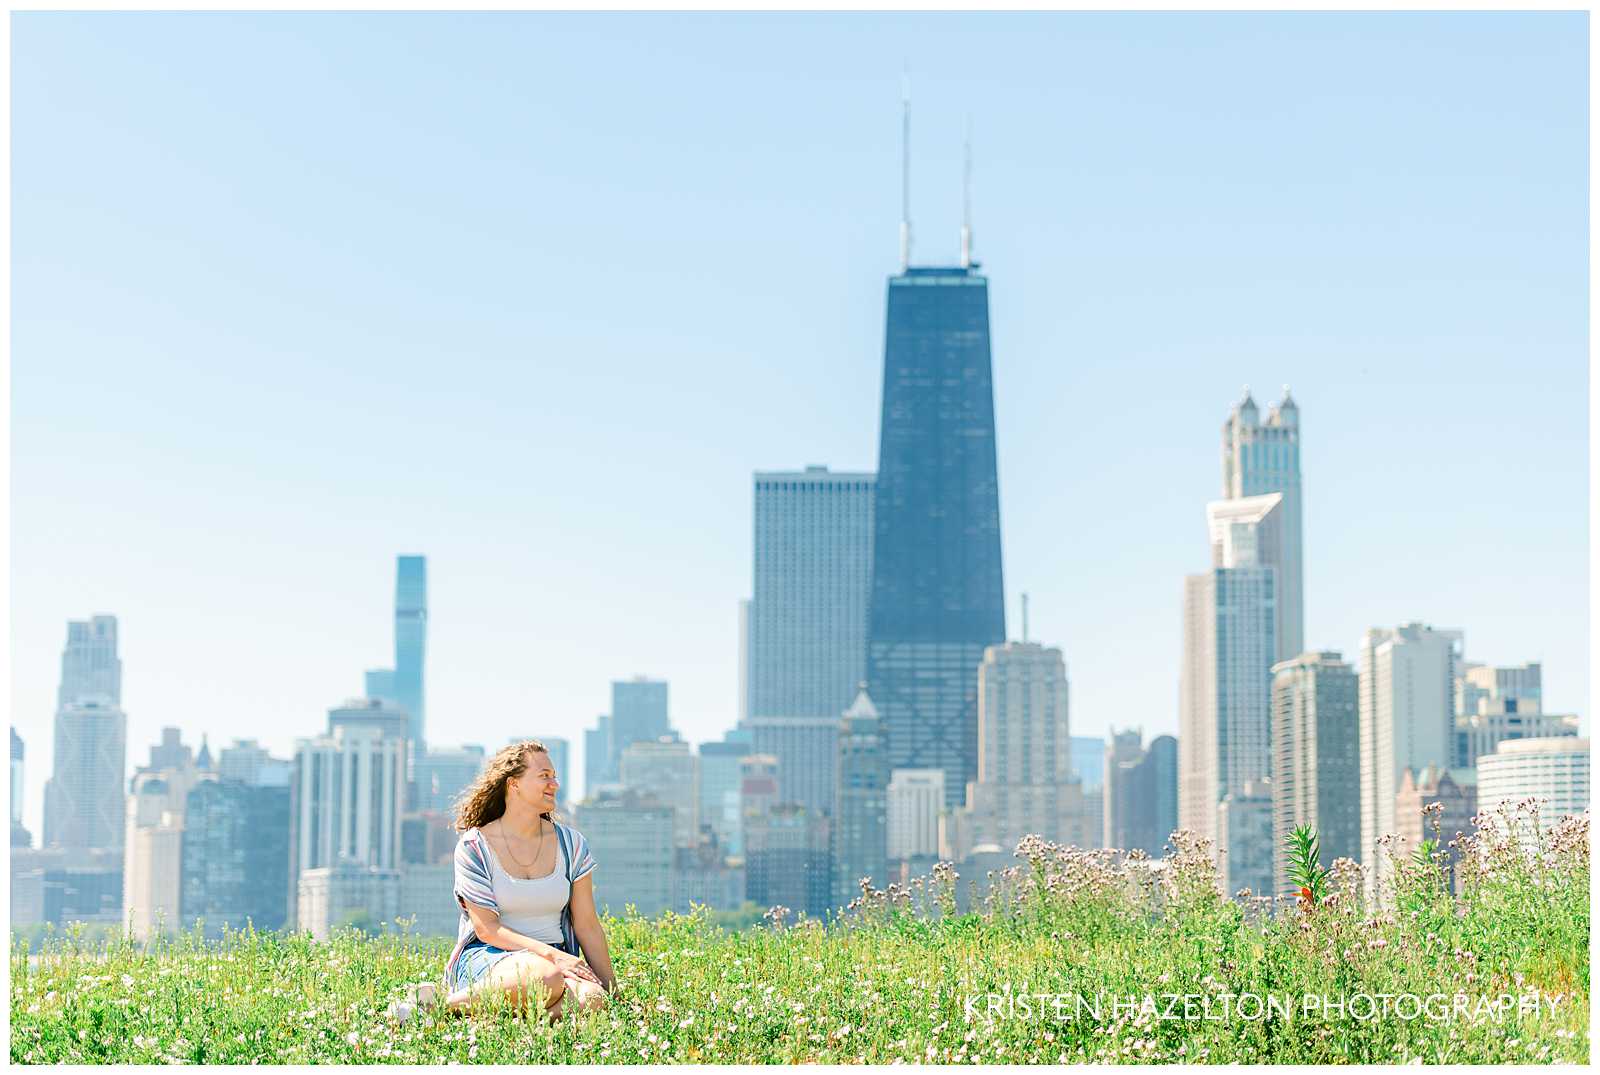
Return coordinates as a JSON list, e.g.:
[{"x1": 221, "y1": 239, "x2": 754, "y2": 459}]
[{"x1": 508, "y1": 750, "x2": 559, "y2": 813}]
